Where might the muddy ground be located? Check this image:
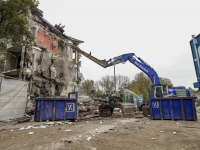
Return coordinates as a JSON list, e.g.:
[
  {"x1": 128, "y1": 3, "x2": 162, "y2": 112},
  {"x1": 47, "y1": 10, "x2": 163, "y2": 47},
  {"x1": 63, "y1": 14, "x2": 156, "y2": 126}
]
[{"x1": 1, "y1": 111, "x2": 200, "y2": 150}]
